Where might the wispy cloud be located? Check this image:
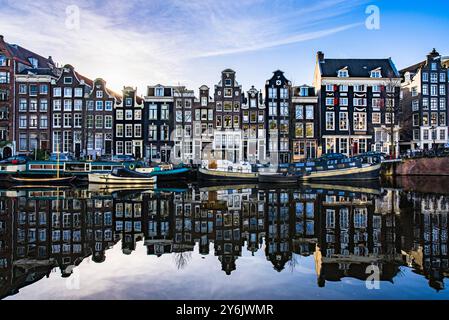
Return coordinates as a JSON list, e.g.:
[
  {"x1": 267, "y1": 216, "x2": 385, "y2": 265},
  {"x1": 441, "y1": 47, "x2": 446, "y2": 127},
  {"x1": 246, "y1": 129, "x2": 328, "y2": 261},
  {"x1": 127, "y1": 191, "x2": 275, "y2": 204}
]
[{"x1": 0, "y1": 0, "x2": 369, "y2": 92}]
